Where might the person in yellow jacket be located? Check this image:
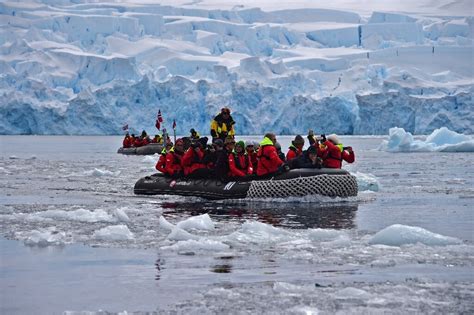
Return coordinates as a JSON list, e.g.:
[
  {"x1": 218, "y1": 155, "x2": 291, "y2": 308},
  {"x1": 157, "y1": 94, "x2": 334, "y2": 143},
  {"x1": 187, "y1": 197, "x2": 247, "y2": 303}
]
[{"x1": 210, "y1": 107, "x2": 235, "y2": 141}]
